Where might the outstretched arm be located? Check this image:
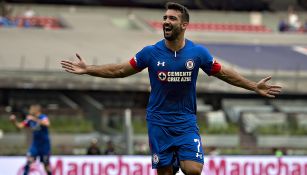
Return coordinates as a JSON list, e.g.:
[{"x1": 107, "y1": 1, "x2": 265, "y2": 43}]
[
  {"x1": 213, "y1": 66, "x2": 282, "y2": 98},
  {"x1": 60, "y1": 54, "x2": 138, "y2": 78}
]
